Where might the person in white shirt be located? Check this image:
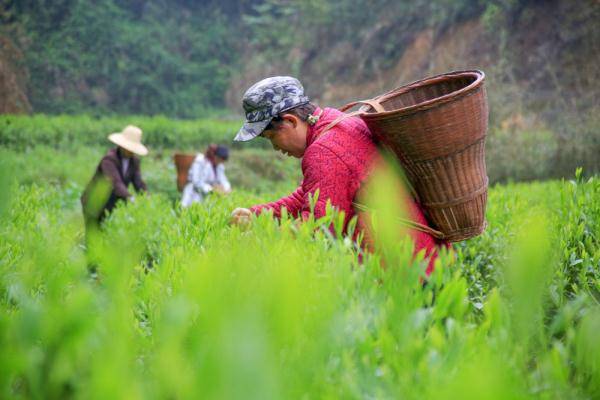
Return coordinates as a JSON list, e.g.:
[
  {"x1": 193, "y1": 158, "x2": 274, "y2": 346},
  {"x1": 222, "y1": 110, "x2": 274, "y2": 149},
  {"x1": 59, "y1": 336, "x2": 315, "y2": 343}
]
[{"x1": 181, "y1": 144, "x2": 231, "y2": 207}]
